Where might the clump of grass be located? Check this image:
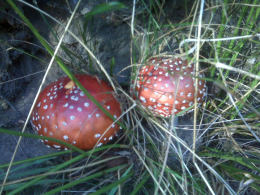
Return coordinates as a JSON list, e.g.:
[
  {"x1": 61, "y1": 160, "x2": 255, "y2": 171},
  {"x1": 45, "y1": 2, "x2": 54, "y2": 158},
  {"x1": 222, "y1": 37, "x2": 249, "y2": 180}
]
[{"x1": 0, "y1": 0, "x2": 259, "y2": 194}]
